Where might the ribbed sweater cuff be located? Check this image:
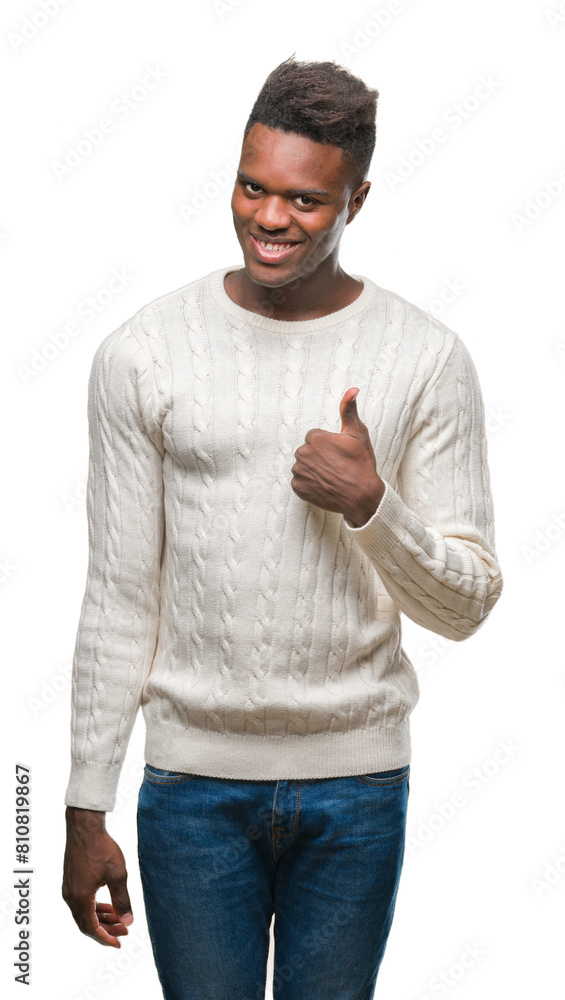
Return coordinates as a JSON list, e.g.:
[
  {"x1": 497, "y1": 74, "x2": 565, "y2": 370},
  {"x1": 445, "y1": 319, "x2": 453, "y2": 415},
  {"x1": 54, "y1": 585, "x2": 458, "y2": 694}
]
[
  {"x1": 64, "y1": 760, "x2": 122, "y2": 813},
  {"x1": 342, "y1": 478, "x2": 415, "y2": 559}
]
